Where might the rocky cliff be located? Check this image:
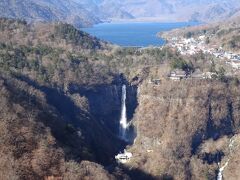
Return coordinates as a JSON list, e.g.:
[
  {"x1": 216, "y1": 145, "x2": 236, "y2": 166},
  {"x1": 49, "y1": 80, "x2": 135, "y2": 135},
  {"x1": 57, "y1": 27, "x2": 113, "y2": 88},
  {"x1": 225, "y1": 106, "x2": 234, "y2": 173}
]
[
  {"x1": 70, "y1": 82, "x2": 138, "y2": 138},
  {"x1": 0, "y1": 18, "x2": 240, "y2": 179},
  {"x1": 126, "y1": 79, "x2": 240, "y2": 179}
]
